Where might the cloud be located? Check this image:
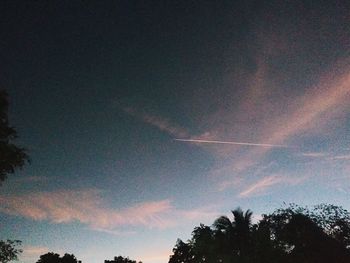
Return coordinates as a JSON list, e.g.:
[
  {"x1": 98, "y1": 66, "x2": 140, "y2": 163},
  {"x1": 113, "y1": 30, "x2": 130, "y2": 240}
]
[
  {"x1": 22, "y1": 246, "x2": 49, "y2": 255},
  {"x1": 0, "y1": 189, "x2": 173, "y2": 230},
  {"x1": 123, "y1": 107, "x2": 189, "y2": 138},
  {"x1": 0, "y1": 189, "x2": 218, "y2": 232},
  {"x1": 301, "y1": 152, "x2": 328, "y2": 158},
  {"x1": 238, "y1": 174, "x2": 306, "y2": 198},
  {"x1": 195, "y1": 56, "x2": 350, "y2": 193},
  {"x1": 20, "y1": 246, "x2": 51, "y2": 262},
  {"x1": 332, "y1": 154, "x2": 350, "y2": 160}
]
